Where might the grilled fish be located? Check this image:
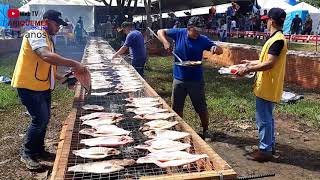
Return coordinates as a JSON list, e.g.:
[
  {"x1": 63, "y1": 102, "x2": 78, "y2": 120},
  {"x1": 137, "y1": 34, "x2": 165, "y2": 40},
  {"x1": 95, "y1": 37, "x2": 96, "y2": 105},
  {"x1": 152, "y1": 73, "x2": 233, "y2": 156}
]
[
  {"x1": 81, "y1": 136, "x2": 134, "y2": 147},
  {"x1": 125, "y1": 97, "x2": 159, "y2": 103},
  {"x1": 82, "y1": 104, "x2": 104, "y2": 111},
  {"x1": 68, "y1": 159, "x2": 135, "y2": 174},
  {"x1": 144, "y1": 130, "x2": 190, "y2": 140},
  {"x1": 79, "y1": 125, "x2": 130, "y2": 137},
  {"x1": 140, "y1": 120, "x2": 179, "y2": 131},
  {"x1": 135, "y1": 139, "x2": 191, "y2": 152},
  {"x1": 126, "y1": 102, "x2": 162, "y2": 108},
  {"x1": 137, "y1": 151, "x2": 208, "y2": 168},
  {"x1": 82, "y1": 117, "x2": 123, "y2": 128},
  {"x1": 73, "y1": 147, "x2": 121, "y2": 159},
  {"x1": 126, "y1": 107, "x2": 168, "y2": 115},
  {"x1": 134, "y1": 113, "x2": 175, "y2": 120},
  {"x1": 80, "y1": 112, "x2": 123, "y2": 121}
]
